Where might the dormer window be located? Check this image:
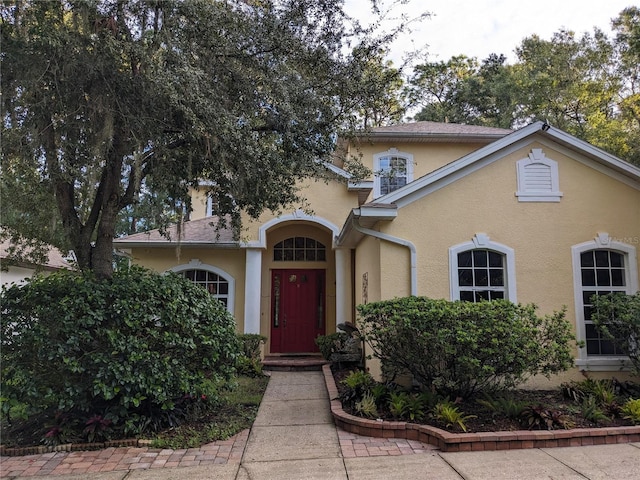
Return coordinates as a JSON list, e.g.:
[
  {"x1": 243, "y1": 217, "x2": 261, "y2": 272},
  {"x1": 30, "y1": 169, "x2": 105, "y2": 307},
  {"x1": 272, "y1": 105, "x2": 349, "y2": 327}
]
[
  {"x1": 374, "y1": 149, "x2": 414, "y2": 198},
  {"x1": 515, "y1": 149, "x2": 563, "y2": 202}
]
